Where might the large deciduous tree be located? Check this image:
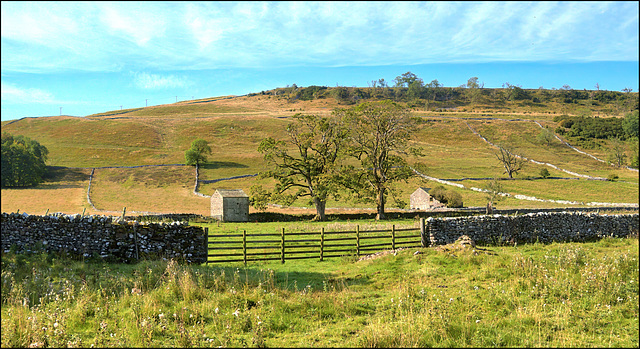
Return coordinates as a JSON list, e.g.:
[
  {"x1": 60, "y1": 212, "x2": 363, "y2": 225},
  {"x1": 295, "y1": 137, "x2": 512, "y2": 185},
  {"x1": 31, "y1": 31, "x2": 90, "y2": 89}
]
[
  {"x1": 185, "y1": 138, "x2": 212, "y2": 166},
  {"x1": 254, "y1": 114, "x2": 346, "y2": 221},
  {"x1": 335, "y1": 101, "x2": 418, "y2": 220},
  {"x1": 1, "y1": 133, "x2": 49, "y2": 187}
]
